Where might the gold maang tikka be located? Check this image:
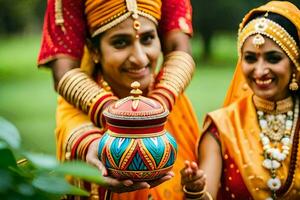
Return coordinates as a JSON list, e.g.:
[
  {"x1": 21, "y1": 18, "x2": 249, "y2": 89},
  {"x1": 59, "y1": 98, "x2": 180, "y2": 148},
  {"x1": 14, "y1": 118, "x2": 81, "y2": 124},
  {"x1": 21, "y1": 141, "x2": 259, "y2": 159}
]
[
  {"x1": 252, "y1": 12, "x2": 270, "y2": 48},
  {"x1": 252, "y1": 19, "x2": 268, "y2": 48},
  {"x1": 126, "y1": 0, "x2": 141, "y2": 38},
  {"x1": 252, "y1": 34, "x2": 265, "y2": 48}
]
